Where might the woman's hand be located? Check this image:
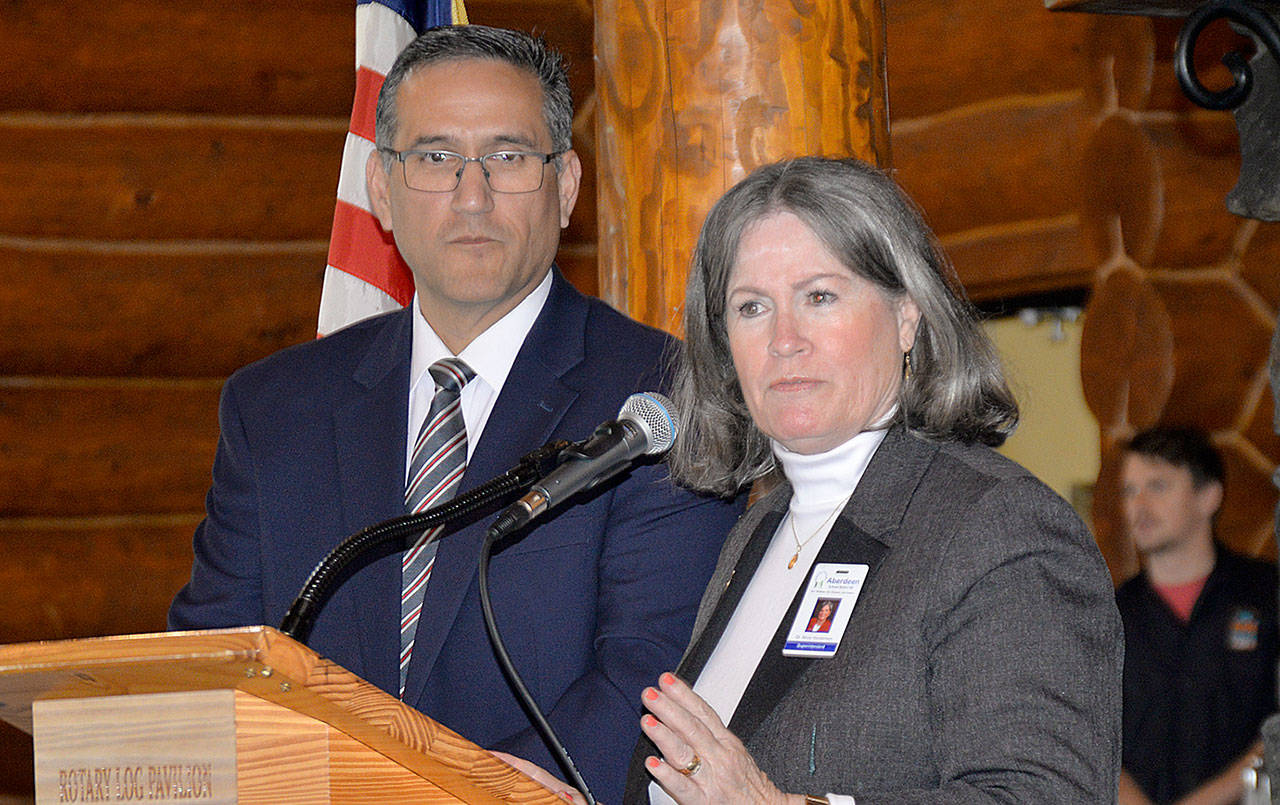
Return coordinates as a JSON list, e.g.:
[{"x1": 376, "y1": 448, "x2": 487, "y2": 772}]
[
  {"x1": 640, "y1": 672, "x2": 799, "y2": 805},
  {"x1": 489, "y1": 751, "x2": 589, "y2": 805}
]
